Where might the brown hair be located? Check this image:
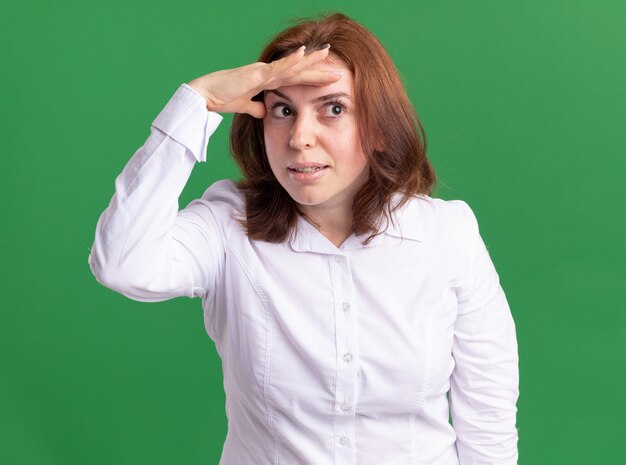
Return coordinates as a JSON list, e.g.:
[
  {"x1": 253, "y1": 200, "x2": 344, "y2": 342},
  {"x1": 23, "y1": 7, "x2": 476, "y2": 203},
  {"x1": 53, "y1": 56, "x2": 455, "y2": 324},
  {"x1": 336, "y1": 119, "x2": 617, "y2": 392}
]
[{"x1": 230, "y1": 13, "x2": 435, "y2": 243}]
